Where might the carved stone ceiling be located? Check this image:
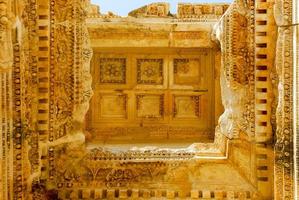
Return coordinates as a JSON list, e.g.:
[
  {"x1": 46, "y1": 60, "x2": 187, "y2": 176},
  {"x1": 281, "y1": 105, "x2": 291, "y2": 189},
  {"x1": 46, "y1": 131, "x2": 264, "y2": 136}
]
[{"x1": 0, "y1": 0, "x2": 297, "y2": 199}]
